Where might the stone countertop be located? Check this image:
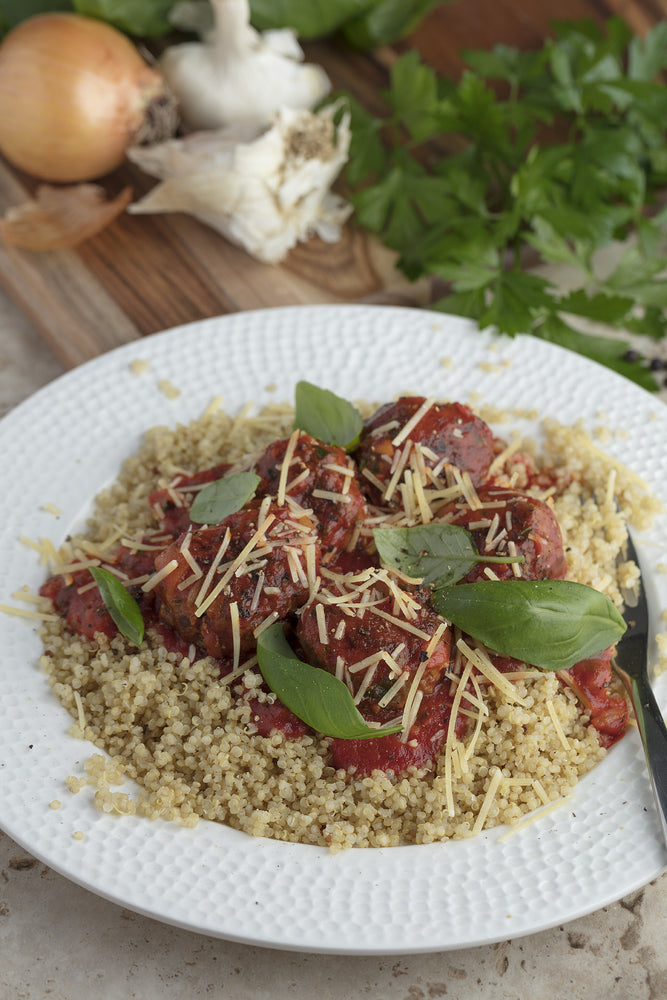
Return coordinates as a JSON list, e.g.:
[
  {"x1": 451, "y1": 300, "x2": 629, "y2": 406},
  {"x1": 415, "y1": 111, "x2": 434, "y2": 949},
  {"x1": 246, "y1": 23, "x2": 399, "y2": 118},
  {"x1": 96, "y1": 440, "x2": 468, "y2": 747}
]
[{"x1": 1, "y1": 289, "x2": 666, "y2": 1000}]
